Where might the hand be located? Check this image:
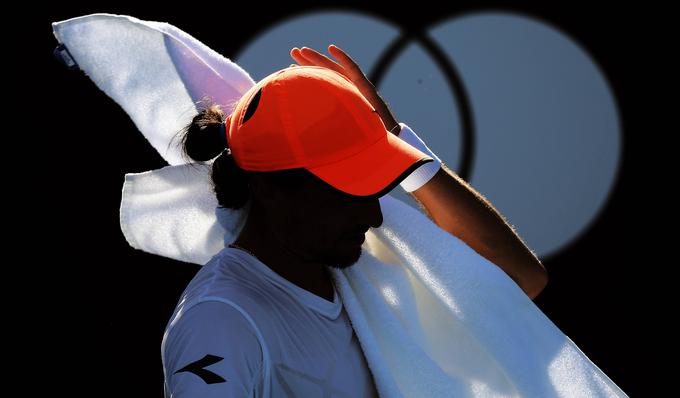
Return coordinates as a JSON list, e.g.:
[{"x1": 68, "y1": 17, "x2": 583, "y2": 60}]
[{"x1": 289, "y1": 44, "x2": 401, "y2": 135}]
